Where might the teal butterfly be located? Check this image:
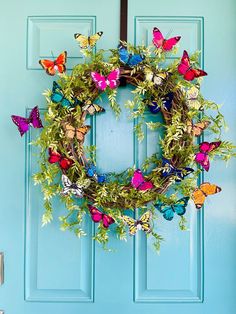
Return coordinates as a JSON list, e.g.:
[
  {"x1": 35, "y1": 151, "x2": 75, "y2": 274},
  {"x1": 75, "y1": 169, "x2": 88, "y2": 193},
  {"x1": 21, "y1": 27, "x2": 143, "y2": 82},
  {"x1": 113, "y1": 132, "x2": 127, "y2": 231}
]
[
  {"x1": 51, "y1": 81, "x2": 78, "y2": 108},
  {"x1": 154, "y1": 197, "x2": 189, "y2": 221}
]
